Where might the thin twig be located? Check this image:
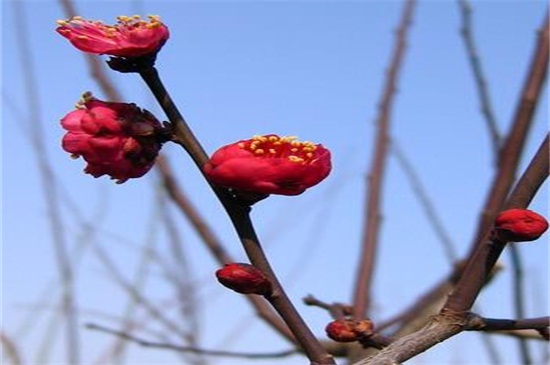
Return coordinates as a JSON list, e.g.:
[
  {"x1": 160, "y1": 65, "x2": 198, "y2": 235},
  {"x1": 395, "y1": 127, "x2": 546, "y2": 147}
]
[
  {"x1": 390, "y1": 140, "x2": 457, "y2": 262},
  {"x1": 457, "y1": 0, "x2": 501, "y2": 156},
  {"x1": 86, "y1": 323, "x2": 299, "y2": 359},
  {"x1": 352, "y1": 0, "x2": 417, "y2": 320},
  {"x1": 92, "y1": 241, "x2": 188, "y2": 339},
  {"x1": 508, "y1": 243, "x2": 532, "y2": 364},
  {"x1": 158, "y1": 192, "x2": 205, "y2": 365},
  {"x1": 466, "y1": 316, "x2": 550, "y2": 332}
]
